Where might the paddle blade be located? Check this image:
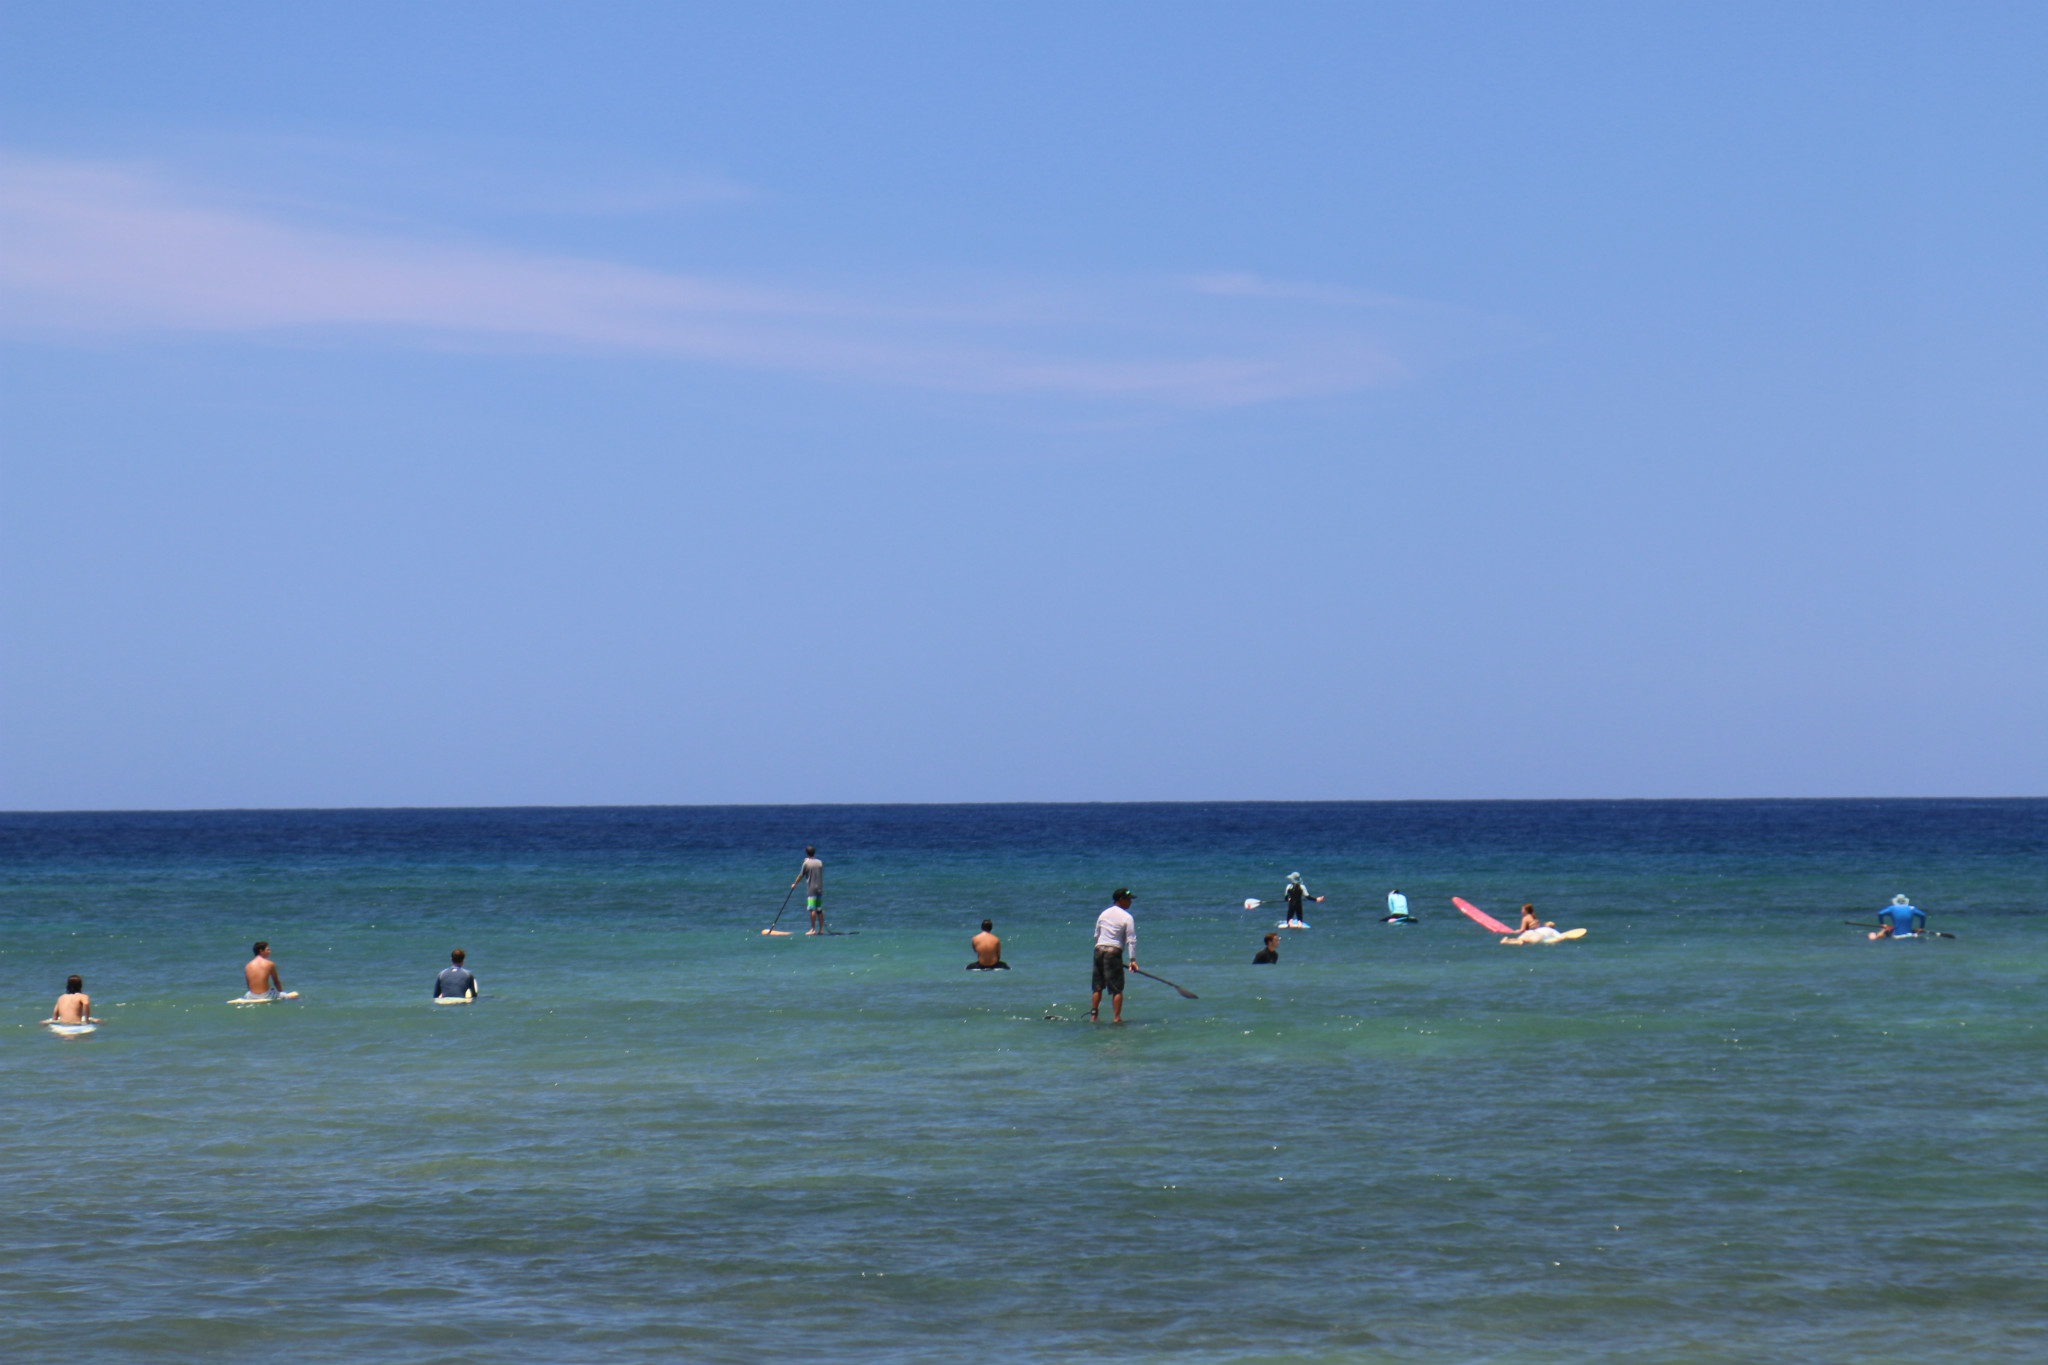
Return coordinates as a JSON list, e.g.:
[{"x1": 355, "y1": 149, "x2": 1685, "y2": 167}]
[
  {"x1": 1243, "y1": 899, "x2": 1261, "y2": 911},
  {"x1": 1130, "y1": 966, "x2": 1198, "y2": 999}
]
